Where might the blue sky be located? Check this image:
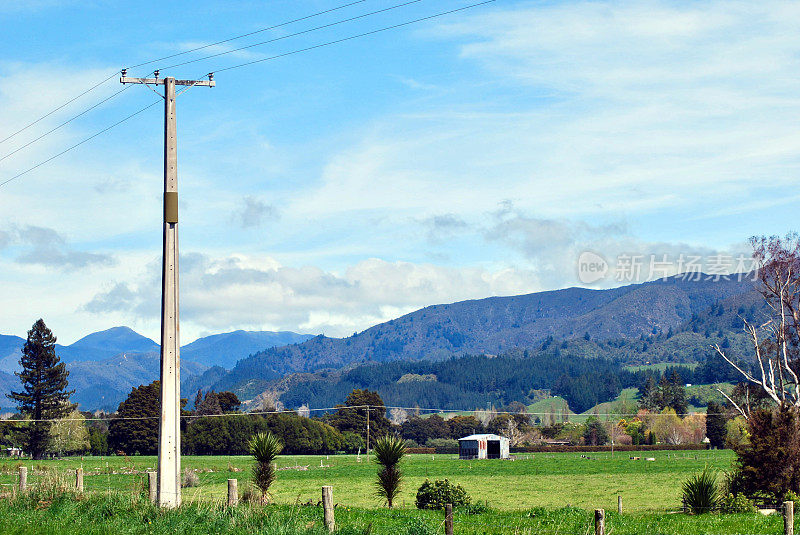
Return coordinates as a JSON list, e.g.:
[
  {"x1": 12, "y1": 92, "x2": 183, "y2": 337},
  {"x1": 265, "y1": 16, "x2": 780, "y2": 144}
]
[{"x1": 1, "y1": 0, "x2": 799, "y2": 344}]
